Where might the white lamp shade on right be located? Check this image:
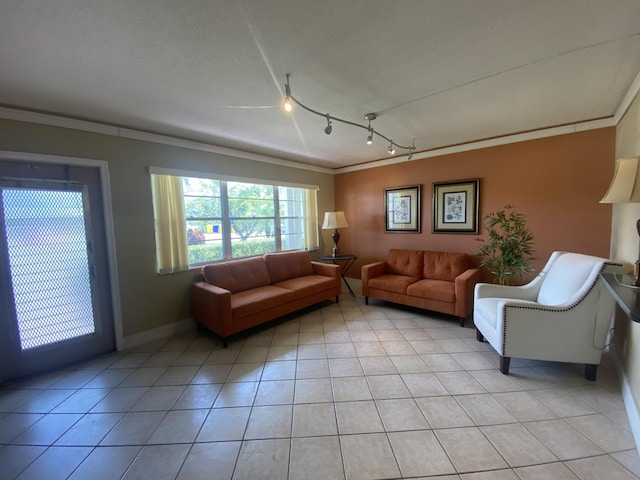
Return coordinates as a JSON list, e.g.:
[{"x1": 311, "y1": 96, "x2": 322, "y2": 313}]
[{"x1": 600, "y1": 157, "x2": 640, "y2": 204}]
